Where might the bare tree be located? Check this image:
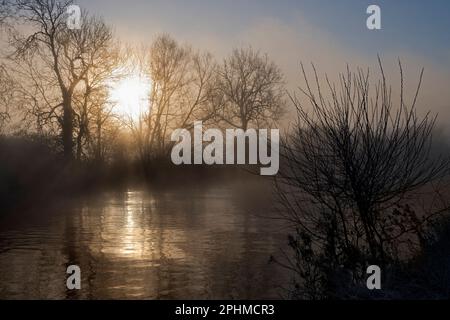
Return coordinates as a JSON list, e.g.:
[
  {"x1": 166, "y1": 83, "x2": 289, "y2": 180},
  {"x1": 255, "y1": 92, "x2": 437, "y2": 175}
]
[
  {"x1": 216, "y1": 47, "x2": 285, "y2": 130},
  {"x1": 133, "y1": 34, "x2": 217, "y2": 168},
  {"x1": 7, "y1": 0, "x2": 117, "y2": 161},
  {"x1": 275, "y1": 60, "x2": 450, "y2": 298},
  {"x1": 71, "y1": 16, "x2": 122, "y2": 162},
  {"x1": 0, "y1": 64, "x2": 15, "y2": 131}
]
